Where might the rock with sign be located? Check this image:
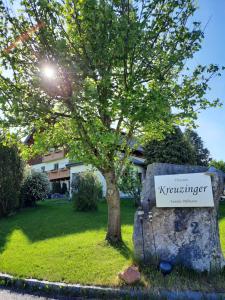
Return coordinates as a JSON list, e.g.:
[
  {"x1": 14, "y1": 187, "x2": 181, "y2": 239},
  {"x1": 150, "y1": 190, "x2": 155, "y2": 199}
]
[{"x1": 133, "y1": 163, "x2": 225, "y2": 272}]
